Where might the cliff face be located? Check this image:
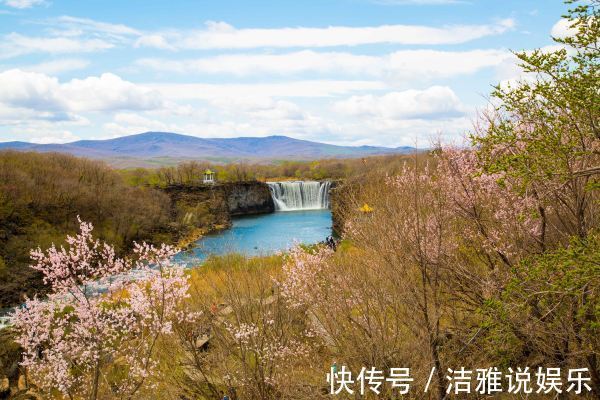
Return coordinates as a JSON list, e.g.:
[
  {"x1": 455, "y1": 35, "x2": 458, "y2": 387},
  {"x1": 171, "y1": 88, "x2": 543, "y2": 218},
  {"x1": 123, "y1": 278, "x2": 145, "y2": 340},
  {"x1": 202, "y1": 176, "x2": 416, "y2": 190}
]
[
  {"x1": 163, "y1": 184, "x2": 230, "y2": 230},
  {"x1": 162, "y1": 181, "x2": 274, "y2": 246},
  {"x1": 221, "y1": 182, "x2": 275, "y2": 216},
  {"x1": 329, "y1": 180, "x2": 345, "y2": 236}
]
